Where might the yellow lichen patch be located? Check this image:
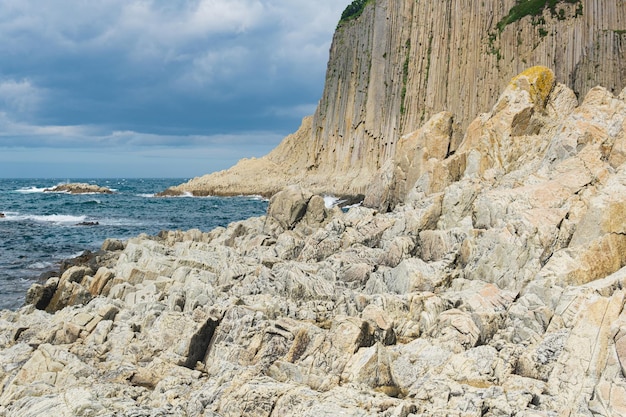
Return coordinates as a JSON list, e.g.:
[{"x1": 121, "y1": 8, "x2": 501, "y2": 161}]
[
  {"x1": 458, "y1": 379, "x2": 496, "y2": 389},
  {"x1": 509, "y1": 66, "x2": 556, "y2": 106},
  {"x1": 565, "y1": 234, "x2": 626, "y2": 286},
  {"x1": 602, "y1": 201, "x2": 626, "y2": 234}
]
